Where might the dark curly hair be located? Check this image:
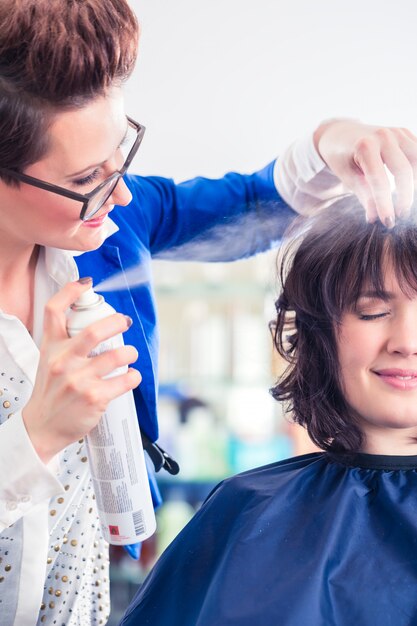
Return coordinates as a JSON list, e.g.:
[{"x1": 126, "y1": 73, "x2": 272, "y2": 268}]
[
  {"x1": 270, "y1": 196, "x2": 417, "y2": 452},
  {"x1": 0, "y1": 0, "x2": 138, "y2": 180}
]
